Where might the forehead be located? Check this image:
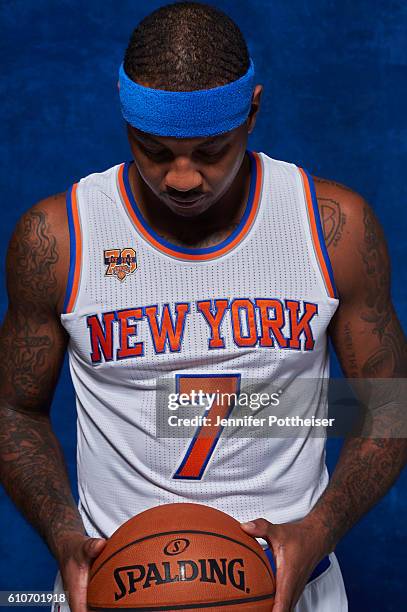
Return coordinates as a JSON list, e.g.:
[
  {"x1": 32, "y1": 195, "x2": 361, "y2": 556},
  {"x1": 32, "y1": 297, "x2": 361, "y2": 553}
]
[{"x1": 129, "y1": 125, "x2": 234, "y2": 149}]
